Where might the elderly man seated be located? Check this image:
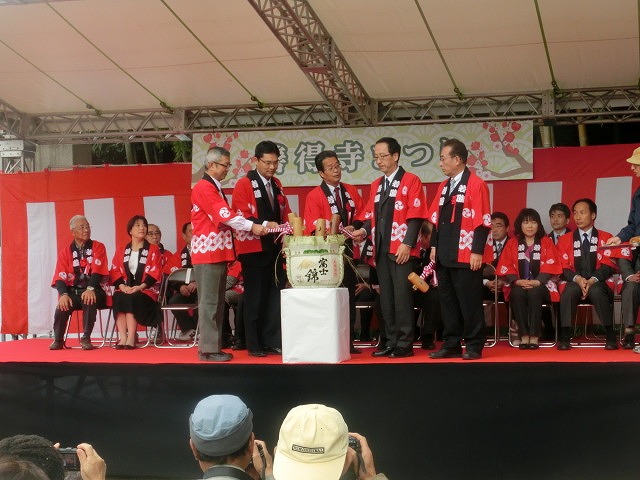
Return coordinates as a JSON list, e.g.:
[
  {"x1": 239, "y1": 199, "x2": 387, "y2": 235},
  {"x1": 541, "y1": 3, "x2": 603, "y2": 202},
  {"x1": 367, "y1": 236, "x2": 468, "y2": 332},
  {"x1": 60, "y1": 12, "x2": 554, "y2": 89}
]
[{"x1": 50, "y1": 215, "x2": 109, "y2": 350}]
